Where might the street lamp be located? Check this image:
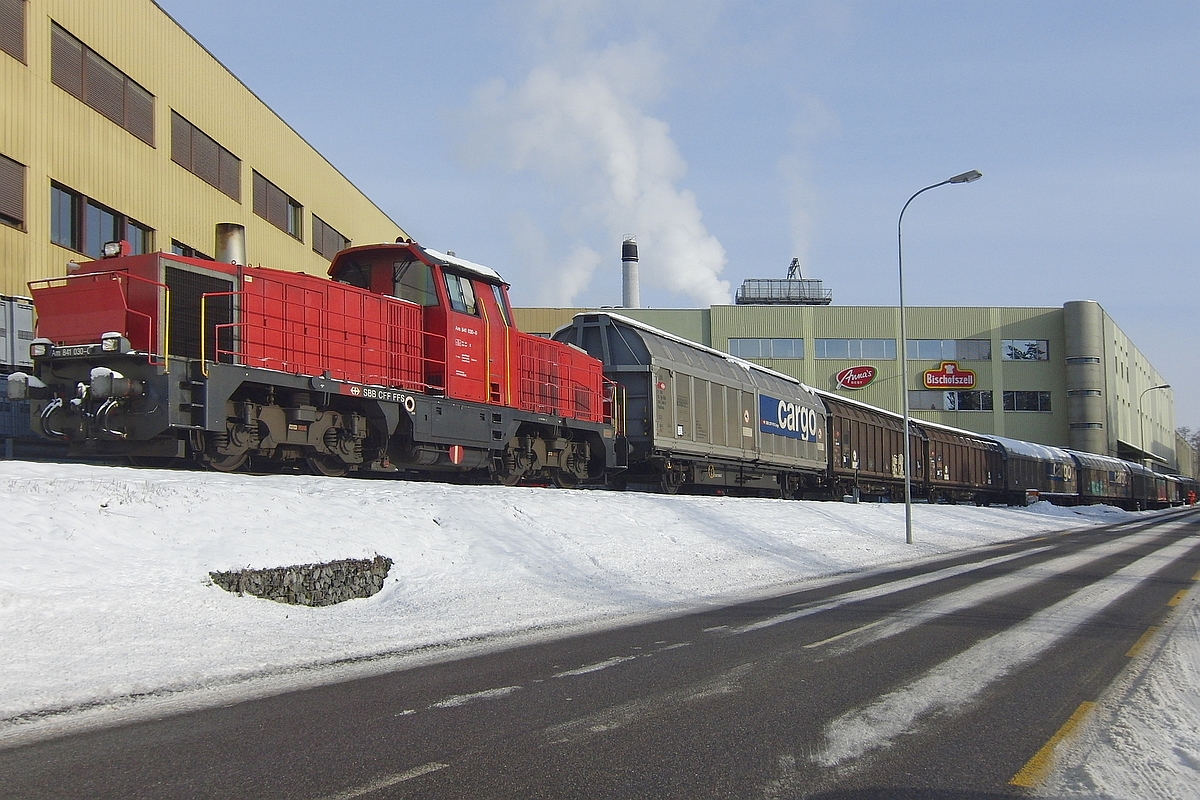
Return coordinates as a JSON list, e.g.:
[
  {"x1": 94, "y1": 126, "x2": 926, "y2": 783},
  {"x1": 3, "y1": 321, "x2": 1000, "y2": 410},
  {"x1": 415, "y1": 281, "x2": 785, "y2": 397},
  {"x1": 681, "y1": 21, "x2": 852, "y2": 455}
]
[
  {"x1": 1138, "y1": 383, "x2": 1171, "y2": 465},
  {"x1": 898, "y1": 169, "x2": 982, "y2": 545}
]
